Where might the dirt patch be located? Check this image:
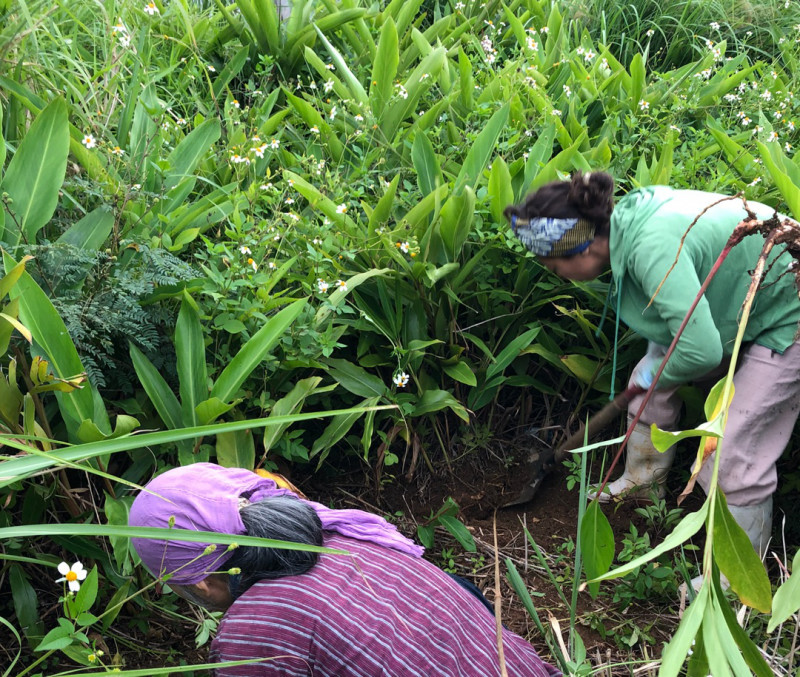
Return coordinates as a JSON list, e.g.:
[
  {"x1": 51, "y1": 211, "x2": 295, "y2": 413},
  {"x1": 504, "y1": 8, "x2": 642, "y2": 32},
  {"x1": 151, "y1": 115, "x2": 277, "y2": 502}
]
[{"x1": 316, "y1": 435, "x2": 705, "y2": 672}]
